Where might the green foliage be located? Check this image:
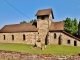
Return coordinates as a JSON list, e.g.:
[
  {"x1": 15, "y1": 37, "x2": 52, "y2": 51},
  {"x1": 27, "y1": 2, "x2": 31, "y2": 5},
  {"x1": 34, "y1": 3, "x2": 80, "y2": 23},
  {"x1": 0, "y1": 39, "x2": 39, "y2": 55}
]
[
  {"x1": 63, "y1": 17, "x2": 78, "y2": 36},
  {"x1": 30, "y1": 19, "x2": 37, "y2": 23},
  {"x1": 20, "y1": 19, "x2": 37, "y2": 24},
  {"x1": 20, "y1": 21, "x2": 27, "y2": 24}
]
